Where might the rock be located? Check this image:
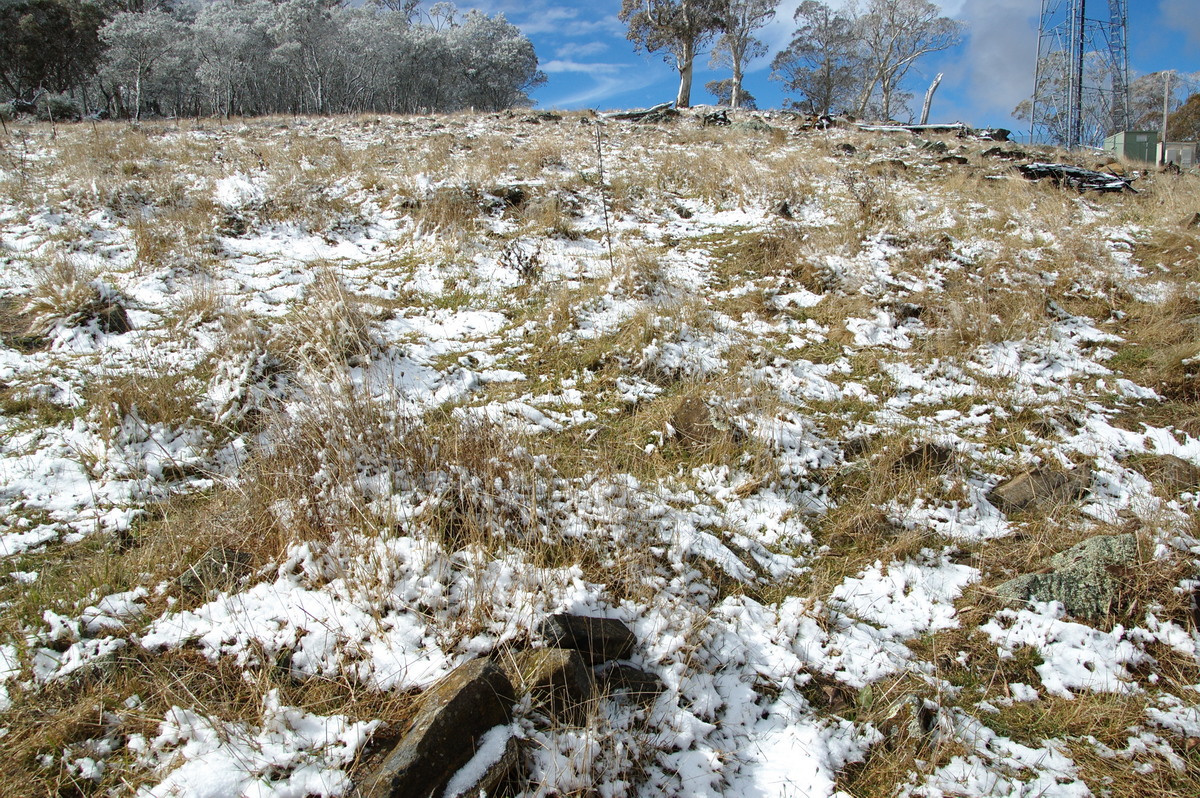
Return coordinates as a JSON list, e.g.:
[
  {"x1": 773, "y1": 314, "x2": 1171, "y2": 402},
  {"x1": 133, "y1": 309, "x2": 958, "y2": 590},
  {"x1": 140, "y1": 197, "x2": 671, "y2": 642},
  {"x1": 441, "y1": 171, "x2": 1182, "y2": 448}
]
[
  {"x1": 730, "y1": 119, "x2": 777, "y2": 134},
  {"x1": 490, "y1": 185, "x2": 527, "y2": 209},
  {"x1": 987, "y1": 467, "x2": 1091, "y2": 515},
  {"x1": 834, "y1": 142, "x2": 857, "y2": 156},
  {"x1": 981, "y1": 146, "x2": 1029, "y2": 161},
  {"x1": 179, "y1": 547, "x2": 254, "y2": 594},
  {"x1": 701, "y1": 109, "x2": 730, "y2": 127},
  {"x1": 1139, "y1": 454, "x2": 1200, "y2": 494},
  {"x1": 1182, "y1": 212, "x2": 1200, "y2": 230},
  {"x1": 671, "y1": 397, "x2": 715, "y2": 447},
  {"x1": 939, "y1": 155, "x2": 969, "y2": 165},
  {"x1": 772, "y1": 199, "x2": 793, "y2": 219},
  {"x1": 919, "y1": 140, "x2": 948, "y2": 153},
  {"x1": 893, "y1": 443, "x2": 953, "y2": 473},
  {"x1": 442, "y1": 730, "x2": 521, "y2": 798},
  {"x1": 507, "y1": 648, "x2": 593, "y2": 723},
  {"x1": 538, "y1": 614, "x2": 636, "y2": 664},
  {"x1": 360, "y1": 659, "x2": 516, "y2": 798},
  {"x1": 866, "y1": 159, "x2": 908, "y2": 174},
  {"x1": 521, "y1": 112, "x2": 561, "y2": 124},
  {"x1": 995, "y1": 533, "x2": 1138, "y2": 621},
  {"x1": 600, "y1": 664, "x2": 664, "y2": 707}
]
